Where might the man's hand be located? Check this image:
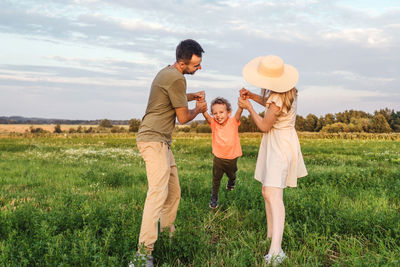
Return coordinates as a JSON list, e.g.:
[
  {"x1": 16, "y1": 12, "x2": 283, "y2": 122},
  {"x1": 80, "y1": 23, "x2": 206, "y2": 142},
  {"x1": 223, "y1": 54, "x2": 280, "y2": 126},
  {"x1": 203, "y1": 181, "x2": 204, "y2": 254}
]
[
  {"x1": 176, "y1": 97, "x2": 207, "y2": 124},
  {"x1": 195, "y1": 99, "x2": 207, "y2": 113},
  {"x1": 188, "y1": 91, "x2": 205, "y2": 101}
]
